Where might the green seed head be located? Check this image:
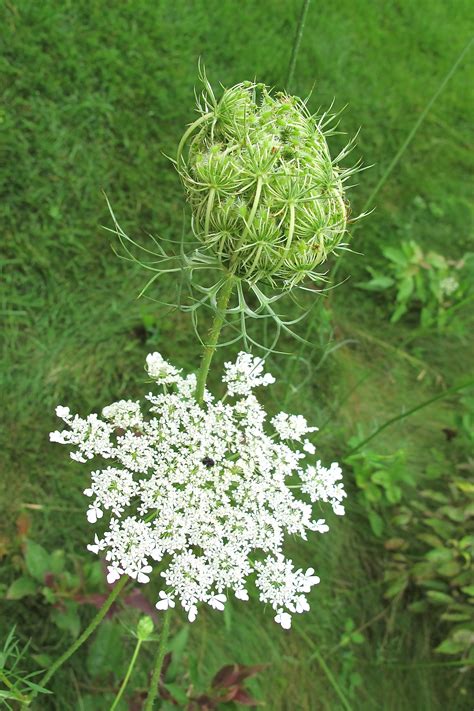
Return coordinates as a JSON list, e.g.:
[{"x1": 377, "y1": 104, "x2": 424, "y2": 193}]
[{"x1": 177, "y1": 74, "x2": 354, "y2": 289}]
